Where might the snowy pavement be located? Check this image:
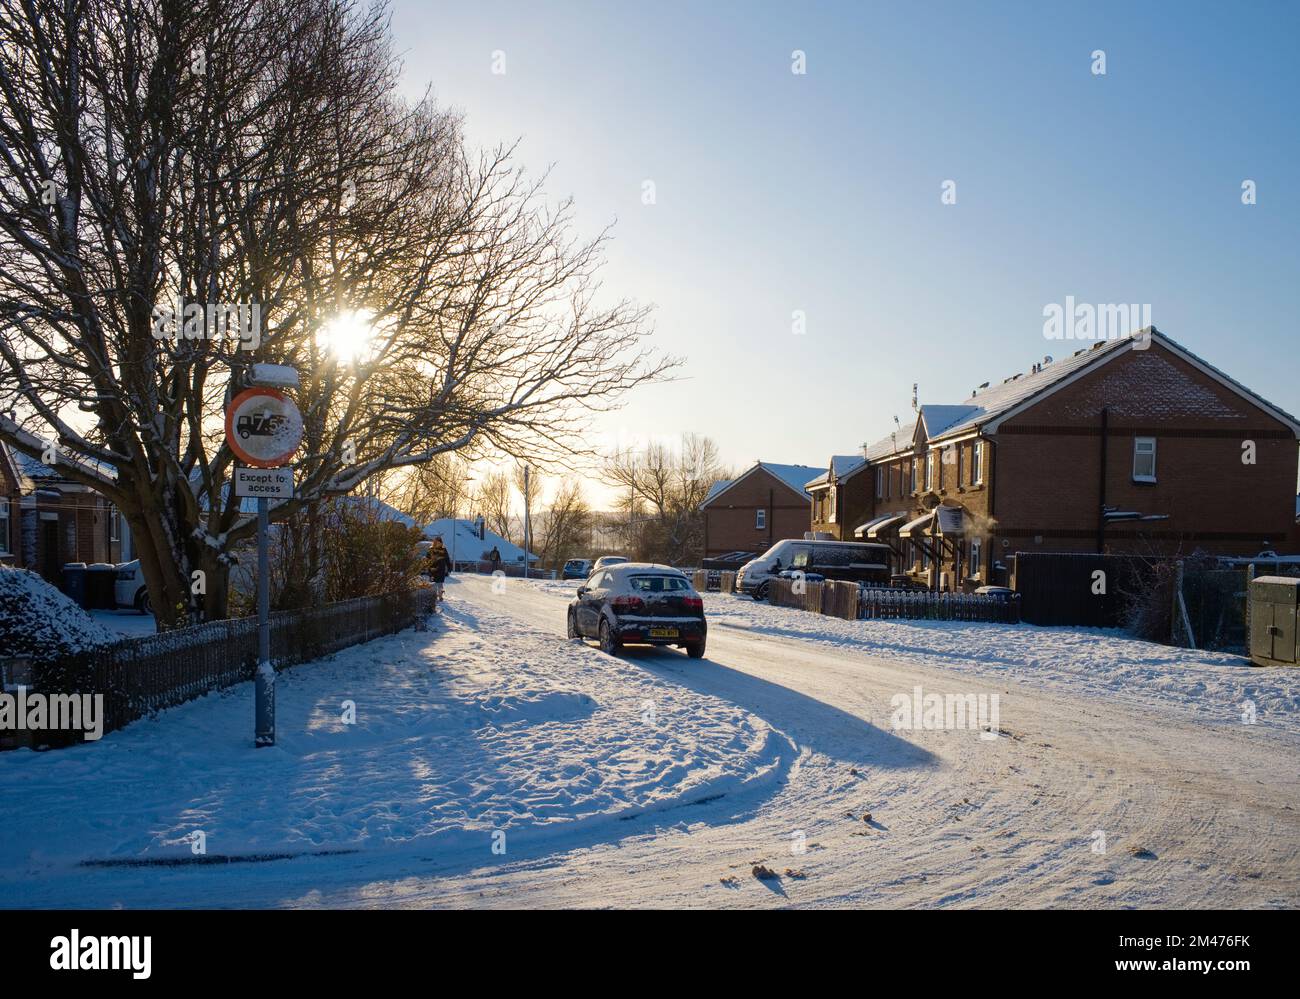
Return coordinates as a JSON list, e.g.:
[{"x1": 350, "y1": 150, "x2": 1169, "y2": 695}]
[
  {"x1": 90, "y1": 608, "x2": 157, "y2": 639},
  {"x1": 2, "y1": 573, "x2": 1297, "y2": 908}
]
